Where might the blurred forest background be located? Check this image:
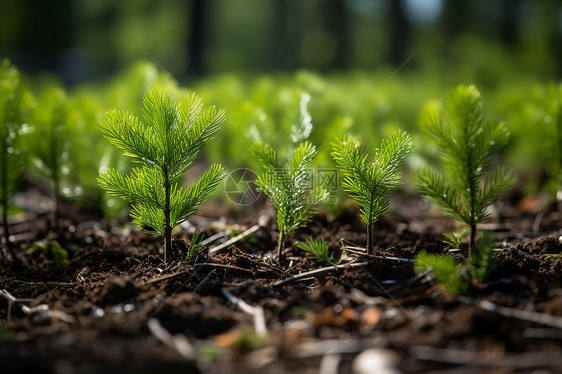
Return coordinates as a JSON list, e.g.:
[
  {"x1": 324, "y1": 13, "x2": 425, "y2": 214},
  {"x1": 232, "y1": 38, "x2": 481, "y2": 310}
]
[{"x1": 1, "y1": 0, "x2": 561, "y2": 84}]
